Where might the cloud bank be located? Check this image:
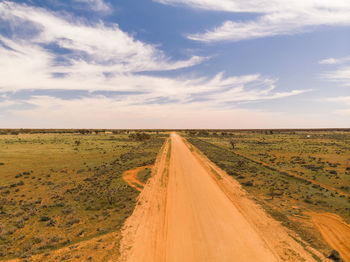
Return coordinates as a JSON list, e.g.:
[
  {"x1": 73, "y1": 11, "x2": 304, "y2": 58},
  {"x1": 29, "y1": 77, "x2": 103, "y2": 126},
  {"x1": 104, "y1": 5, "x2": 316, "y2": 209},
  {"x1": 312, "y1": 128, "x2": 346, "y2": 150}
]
[{"x1": 156, "y1": 0, "x2": 350, "y2": 42}]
